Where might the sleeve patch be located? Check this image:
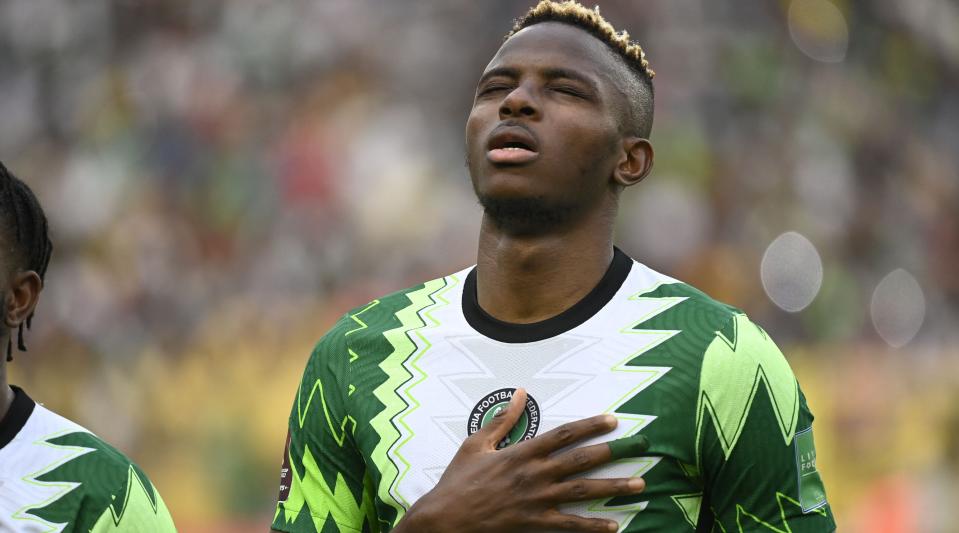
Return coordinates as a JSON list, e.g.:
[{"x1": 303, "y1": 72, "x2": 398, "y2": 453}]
[
  {"x1": 278, "y1": 430, "x2": 293, "y2": 503},
  {"x1": 794, "y1": 427, "x2": 828, "y2": 512}
]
